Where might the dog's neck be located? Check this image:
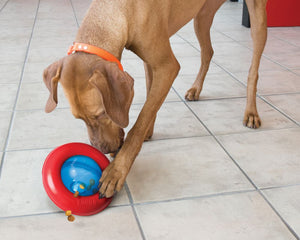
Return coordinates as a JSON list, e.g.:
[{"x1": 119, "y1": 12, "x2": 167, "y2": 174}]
[{"x1": 75, "y1": 0, "x2": 128, "y2": 60}]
